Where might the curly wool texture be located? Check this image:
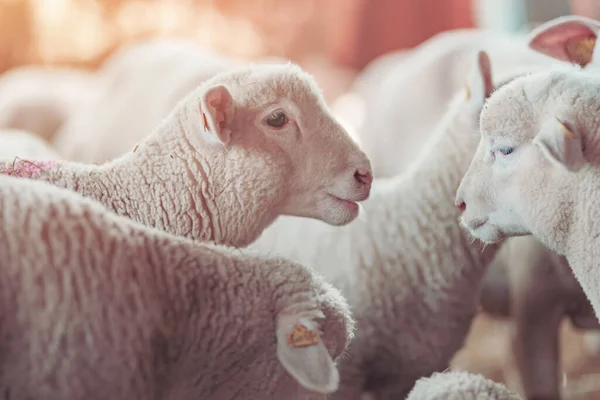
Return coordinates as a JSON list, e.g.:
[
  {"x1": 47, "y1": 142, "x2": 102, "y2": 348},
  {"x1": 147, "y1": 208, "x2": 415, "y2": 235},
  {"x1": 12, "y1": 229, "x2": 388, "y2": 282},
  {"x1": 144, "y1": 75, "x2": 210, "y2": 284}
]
[
  {"x1": 0, "y1": 175, "x2": 353, "y2": 400},
  {"x1": 0, "y1": 63, "x2": 372, "y2": 247},
  {"x1": 406, "y1": 372, "x2": 522, "y2": 400},
  {"x1": 252, "y1": 52, "x2": 508, "y2": 399}
]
